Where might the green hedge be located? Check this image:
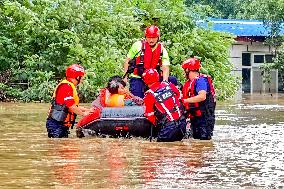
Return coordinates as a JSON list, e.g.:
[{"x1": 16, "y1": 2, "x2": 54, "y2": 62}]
[{"x1": 0, "y1": 0, "x2": 239, "y2": 102}]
